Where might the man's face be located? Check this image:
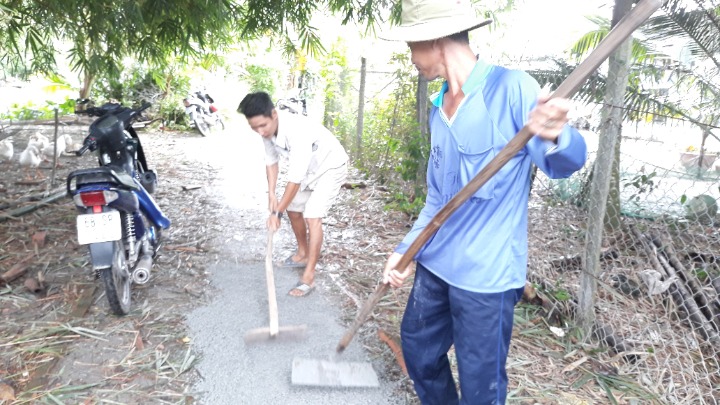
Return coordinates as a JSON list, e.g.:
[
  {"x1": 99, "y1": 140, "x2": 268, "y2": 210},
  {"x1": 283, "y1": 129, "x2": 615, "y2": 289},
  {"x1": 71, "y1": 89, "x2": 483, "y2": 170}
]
[
  {"x1": 408, "y1": 40, "x2": 440, "y2": 81},
  {"x1": 246, "y1": 110, "x2": 278, "y2": 139}
]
